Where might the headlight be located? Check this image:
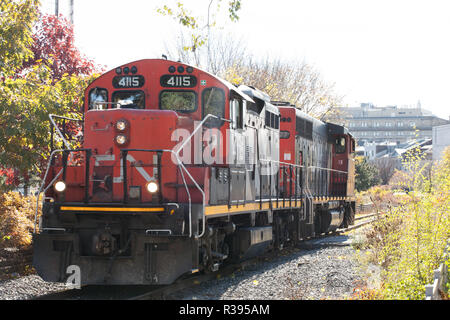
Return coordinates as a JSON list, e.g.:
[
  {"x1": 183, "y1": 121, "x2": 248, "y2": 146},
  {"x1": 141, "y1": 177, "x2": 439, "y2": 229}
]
[
  {"x1": 115, "y1": 135, "x2": 127, "y2": 145},
  {"x1": 146, "y1": 181, "x2": 158, "y2": 193},
  {"x1": 115, "y1": 119, "x2": 128, "y2": 131},
  {"x1": 54, "y1": 181, "x2": 66, "y2": 192}
]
